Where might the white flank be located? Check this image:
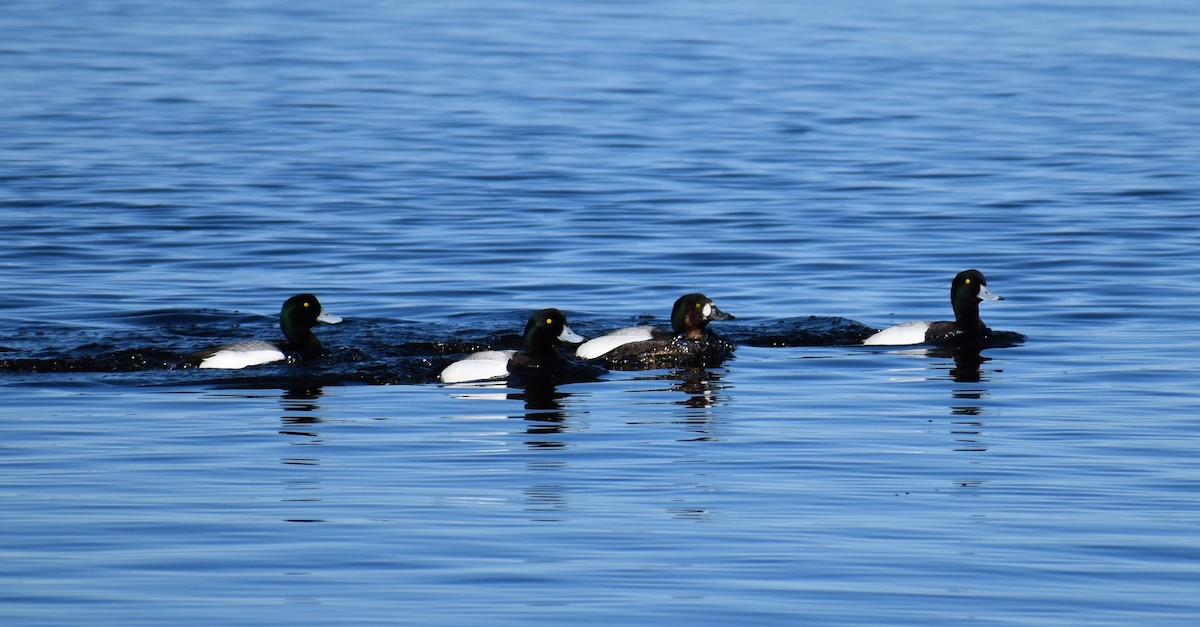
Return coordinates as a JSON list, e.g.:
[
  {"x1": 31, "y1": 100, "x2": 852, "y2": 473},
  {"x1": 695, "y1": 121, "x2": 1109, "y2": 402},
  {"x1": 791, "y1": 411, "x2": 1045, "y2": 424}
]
[
  {"x1": 439, "y1": 350, "x2": 517, "y2": 383},
  {"x1": 575, "y1": 326, "x2": 655, "y2": 359},
  {"x1": 862, "y1": 321, "x2": 931, "y2": 346},
  {"x1": 198, "y1": 341, "x2": 285, "y2": 369}
]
